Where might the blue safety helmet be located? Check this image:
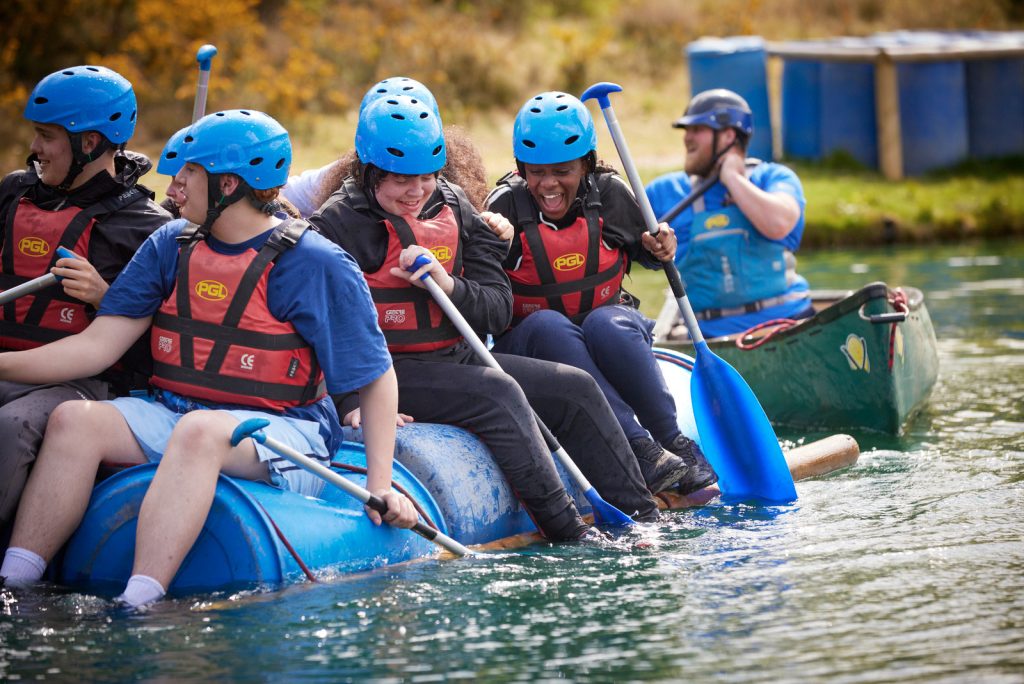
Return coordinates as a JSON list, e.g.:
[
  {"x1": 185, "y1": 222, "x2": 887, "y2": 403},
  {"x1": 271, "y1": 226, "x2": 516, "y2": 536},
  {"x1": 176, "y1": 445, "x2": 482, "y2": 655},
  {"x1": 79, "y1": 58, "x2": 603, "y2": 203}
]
[
  {"x1": 24, "y1": 65, "x2": 137, "y2": 144},
  {"x1": 179, "y1": 109, "x2": 292, "y2": 189},
  {"x1": 157, "y1": 126, "x2": 190, "y2": 177},
  {"x1": 355, "y1": 95, "x2": 446, "y2": 175},
  {"x1": 360, "y1": 77, "x2": 439, "y2": 117},
  {"x1": 672, "y1": 88, "x2": 753, "y2": 139},
  {"x1": 512, "y1": 92, "x2": 597, "y2": 165}
]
